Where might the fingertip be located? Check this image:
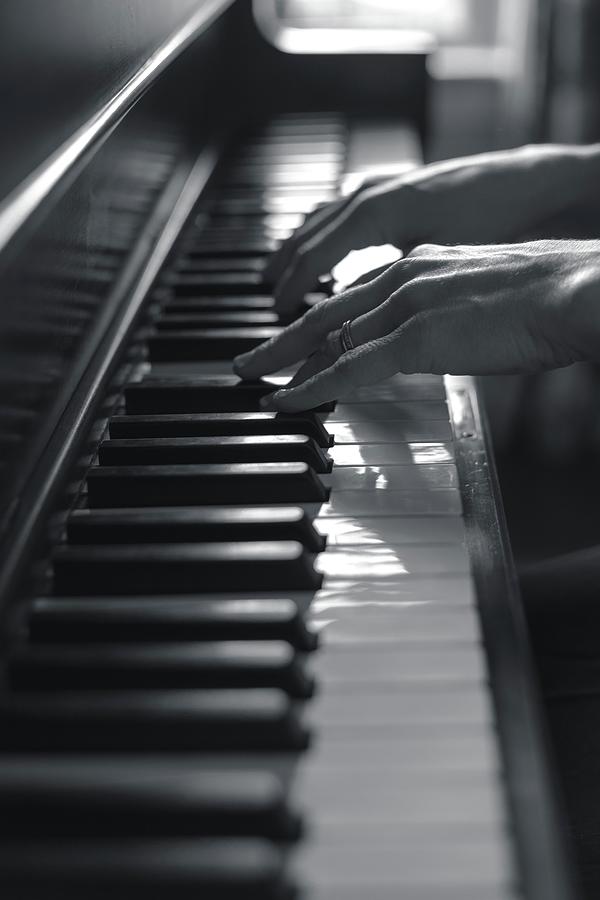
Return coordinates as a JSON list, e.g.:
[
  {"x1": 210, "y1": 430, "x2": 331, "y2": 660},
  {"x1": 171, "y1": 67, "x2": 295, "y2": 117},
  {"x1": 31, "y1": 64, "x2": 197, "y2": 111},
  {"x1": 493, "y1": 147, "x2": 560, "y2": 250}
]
[{"x1": 232, "y1": 354, "x2": 250, "y2": 378}]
